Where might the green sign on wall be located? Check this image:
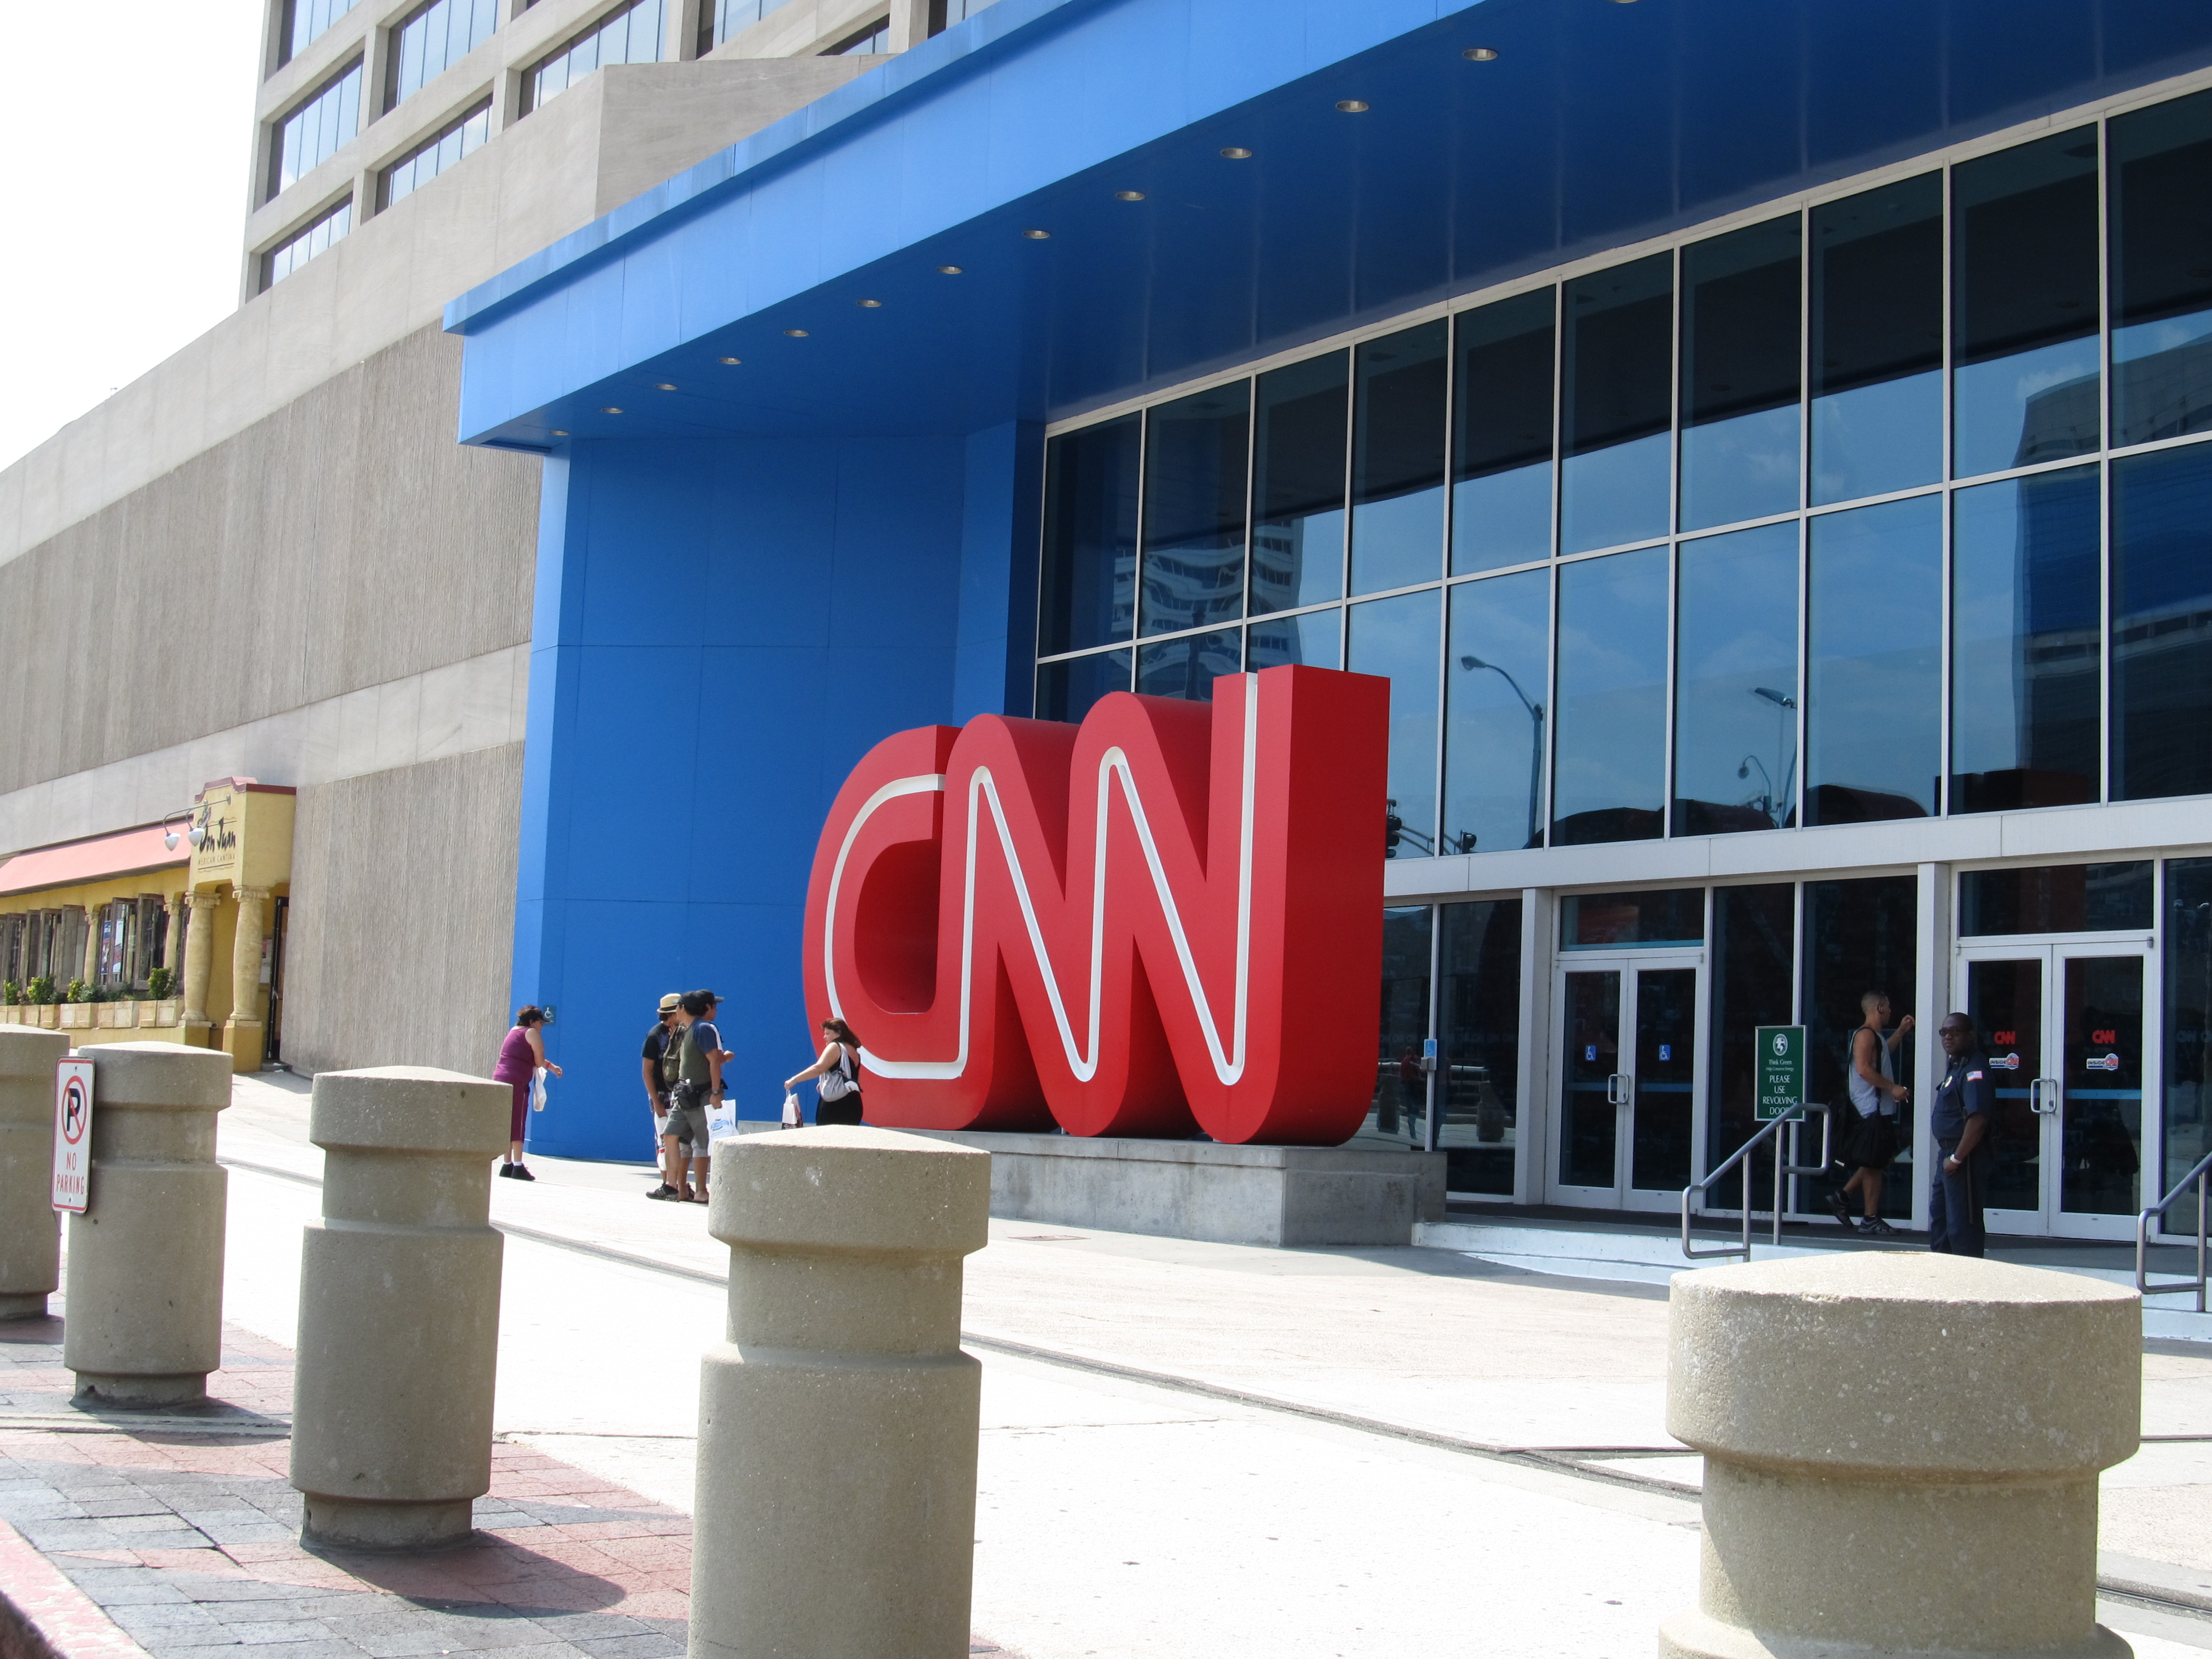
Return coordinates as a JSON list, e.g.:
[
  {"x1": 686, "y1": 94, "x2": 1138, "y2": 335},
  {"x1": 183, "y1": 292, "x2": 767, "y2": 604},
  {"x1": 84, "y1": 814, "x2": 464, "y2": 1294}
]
[{"x1": 1755, "y1": 1025, "x2": 1806, "y2": 1121}]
